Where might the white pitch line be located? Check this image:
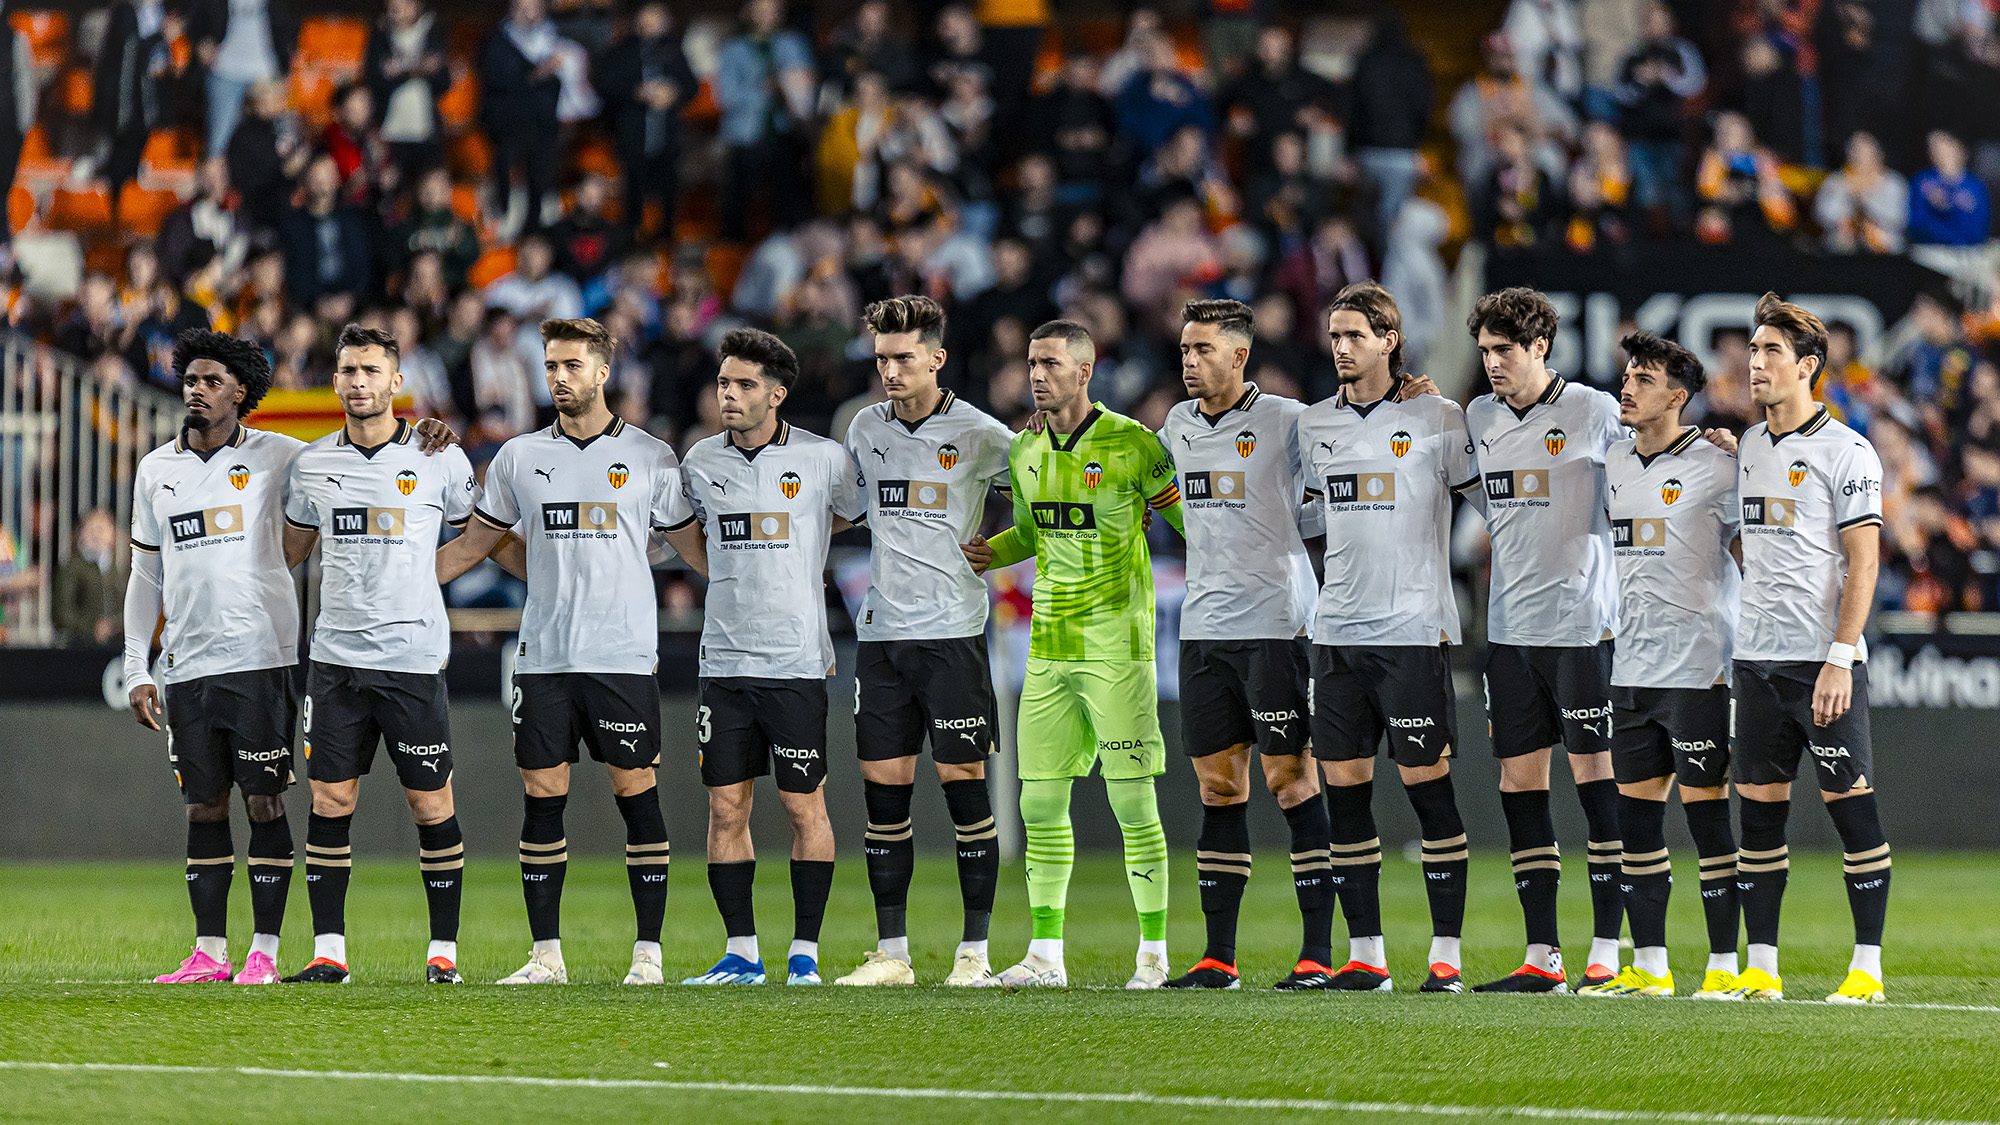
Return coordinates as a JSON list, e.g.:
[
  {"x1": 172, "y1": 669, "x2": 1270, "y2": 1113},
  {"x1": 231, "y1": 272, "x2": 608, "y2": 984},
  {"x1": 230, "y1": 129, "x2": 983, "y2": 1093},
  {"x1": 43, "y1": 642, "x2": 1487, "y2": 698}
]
[{"x1": 0, "y1": 1061, "x2": 1991, "y2": 1125}]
